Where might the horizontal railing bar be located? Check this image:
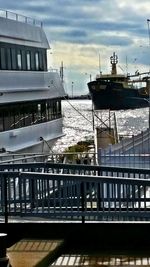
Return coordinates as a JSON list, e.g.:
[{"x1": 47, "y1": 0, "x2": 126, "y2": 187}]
[
  {"x1": 0, "y1": 162, "x2": 150, "y2": 175},
  {"x1": 19, "y1": 172, "x2": 150, "y2": 185},
  {"x1": 3, "y1": 211, "x2": 150, "y2": 218},
  {"x1": 0, "y1": 170, "x2": 150, "y2": 185},
  {"x1": 0, "y1": 171, "x2": 150, "y2": 185}
]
